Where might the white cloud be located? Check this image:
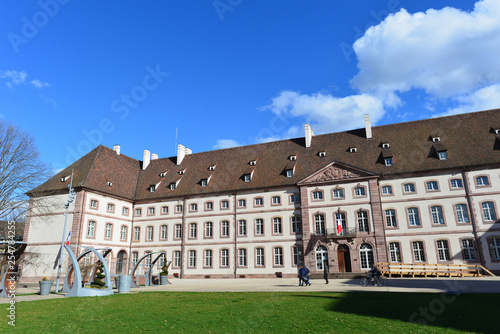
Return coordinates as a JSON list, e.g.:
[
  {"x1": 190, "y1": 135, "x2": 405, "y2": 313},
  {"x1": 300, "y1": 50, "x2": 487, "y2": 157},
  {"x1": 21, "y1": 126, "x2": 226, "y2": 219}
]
[
  {"x1": 437, "y1": 84, "x2": 500, "y2": 117},
  {"x1": 31, "y1": 79, "x2": 50, "y2": 89},
  {"x1": 0, "y1": 70, "x2": 27, "y2": 87},
  {"x1": 213, "y1": 139, "x2": 242, "y2": 150},
  {"x1": 263, "y1": 91, "x2": 385, "y2": 134}
]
